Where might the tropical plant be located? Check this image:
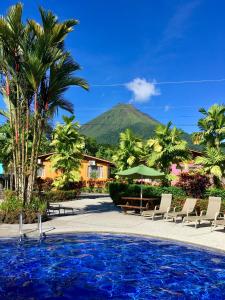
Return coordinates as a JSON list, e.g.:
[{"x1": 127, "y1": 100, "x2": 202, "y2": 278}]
[
  {"x1": 176, "y1": 172, "x2": 210, "y2": 198},
  {"x1": 50, "y1": 115, "x2": 85, "y2": 190},
  {"x1": 145, "y1": 122, "x2": 190, "y2": 183},
  {"x1": 83, "y1": 136, "x2": 99, "y2": 156},
  {"x1": 192, "y1": 104, "x2": 225, "y2": 150},
  {"x1": 195, "y1": 148, "x2": 225, "y2": 187},
  {"x1": 112, "y1": 129, "x2": 143, "y2": 171},
  {"x1": 0, "y1": 3, "x2": 88, "y2": 203},
  {"x1": 96, "y1": 144, "x2": 114, "y2": 161}
]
